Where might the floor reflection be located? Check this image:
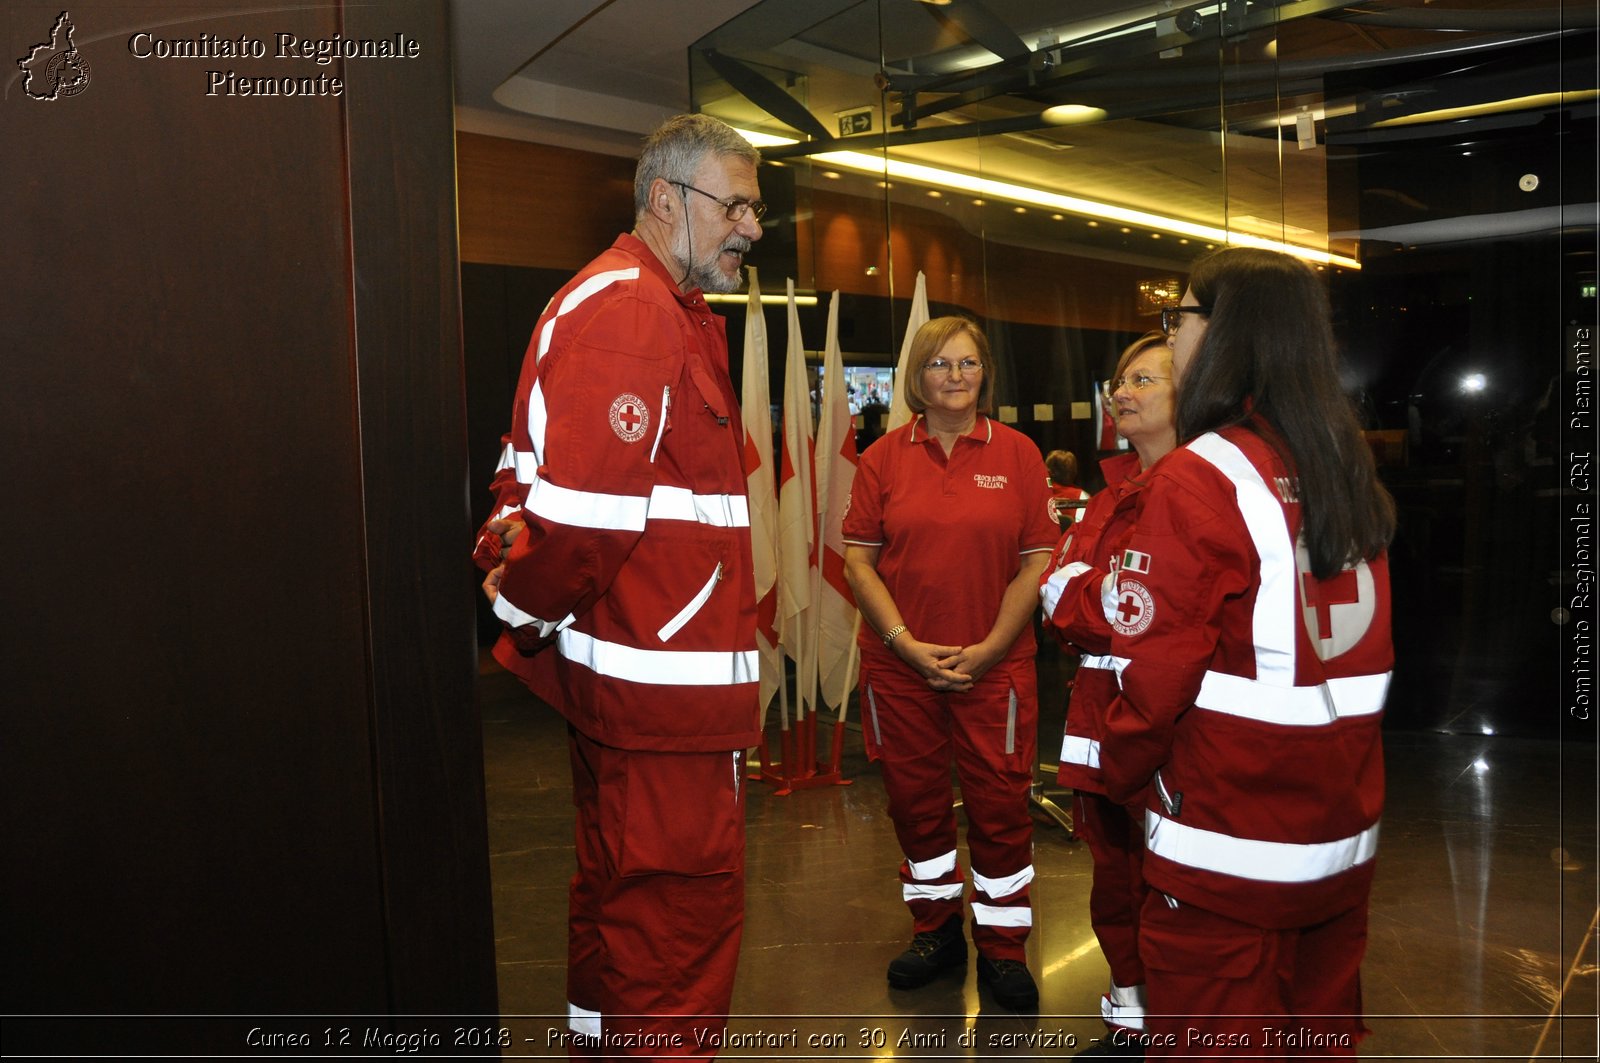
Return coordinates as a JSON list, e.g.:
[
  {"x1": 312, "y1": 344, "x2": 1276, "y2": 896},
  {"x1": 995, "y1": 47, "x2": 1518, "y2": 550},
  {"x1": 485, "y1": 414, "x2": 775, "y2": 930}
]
[{"x1": 480, "y1": 653, "x2": 1598, "y2": 1060}]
